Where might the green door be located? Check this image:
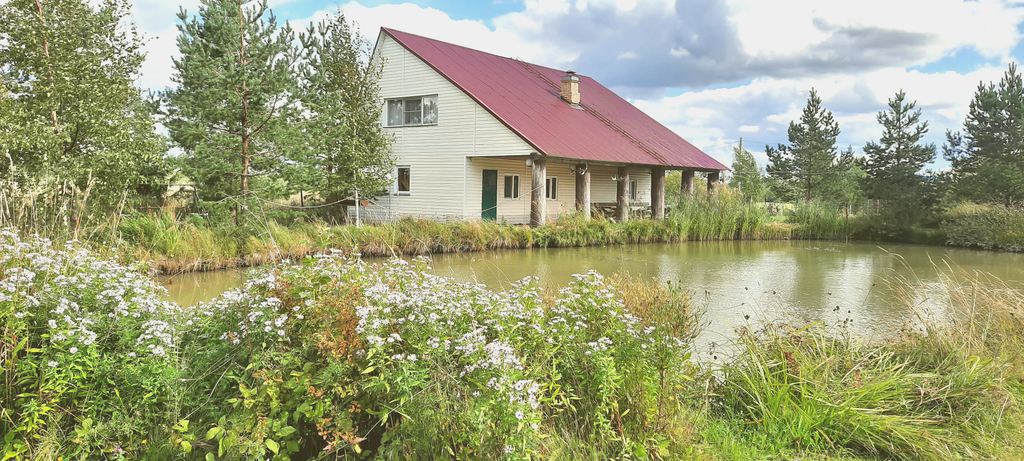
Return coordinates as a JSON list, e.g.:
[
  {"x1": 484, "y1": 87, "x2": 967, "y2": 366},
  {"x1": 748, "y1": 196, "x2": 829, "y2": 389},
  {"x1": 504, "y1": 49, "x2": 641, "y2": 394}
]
[{"x1": 482, "y1": 169, "x2": 497, "y2": 221}]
